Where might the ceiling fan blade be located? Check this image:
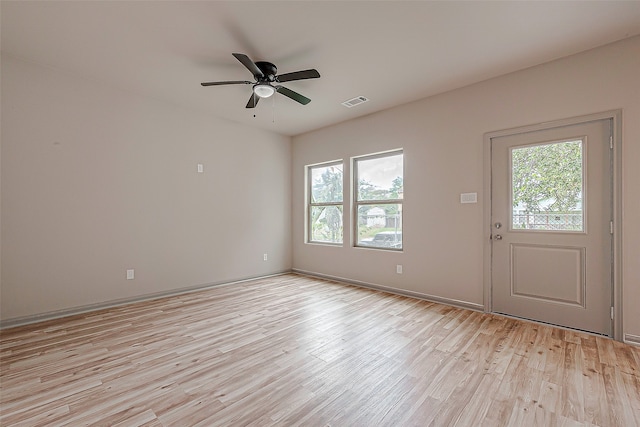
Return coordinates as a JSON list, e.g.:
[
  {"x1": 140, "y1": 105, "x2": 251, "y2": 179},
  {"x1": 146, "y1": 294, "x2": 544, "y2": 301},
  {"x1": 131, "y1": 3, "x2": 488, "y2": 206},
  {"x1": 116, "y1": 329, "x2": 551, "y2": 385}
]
[
  {"x1": 201, "y1": 80, "x2": 252, "y2": 86},
  {"x1": 276, "y1": 86, "x2": 311, "y2": 105},
  {"x1": 232, "y1": 53, "x2": 264, "y2": 79},
  {"x1": 276, "y1": 69, "x2": 320, "y2": 83},
  {"x1": 246, "y1": 93, "x2": 259, "y2": 109}
]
